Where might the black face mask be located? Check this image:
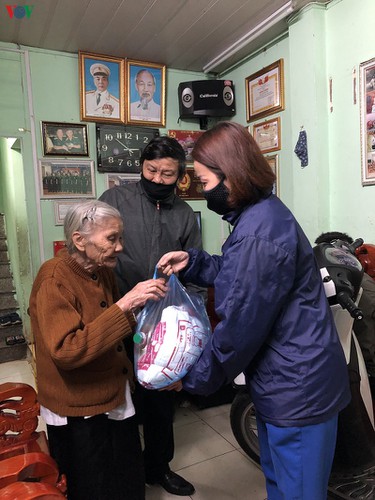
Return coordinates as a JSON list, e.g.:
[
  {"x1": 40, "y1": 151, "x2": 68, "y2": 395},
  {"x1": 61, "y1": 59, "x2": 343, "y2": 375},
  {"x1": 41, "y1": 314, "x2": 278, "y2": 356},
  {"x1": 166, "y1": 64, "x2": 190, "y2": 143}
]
[
  {"x1": 140, "y1": 174, "x2": 176, "y2": 201},
  {"x1": 204, "y1": 179, "x2": 232, "y2": 215}
]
